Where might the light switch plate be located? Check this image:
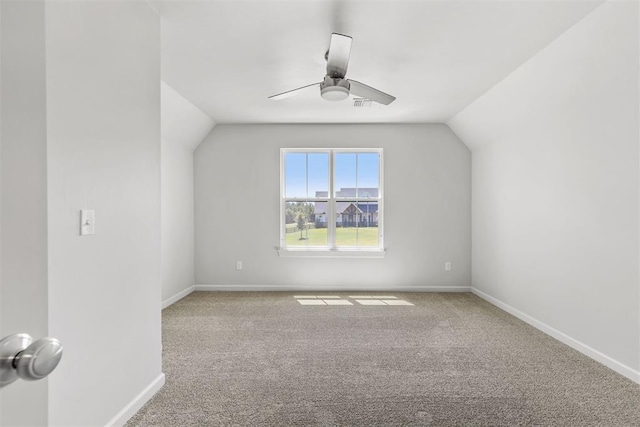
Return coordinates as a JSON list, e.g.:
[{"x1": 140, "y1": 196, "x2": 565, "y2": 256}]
[{"x1": 80, "y1": 210, "x2": 95, "y2": 236}]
